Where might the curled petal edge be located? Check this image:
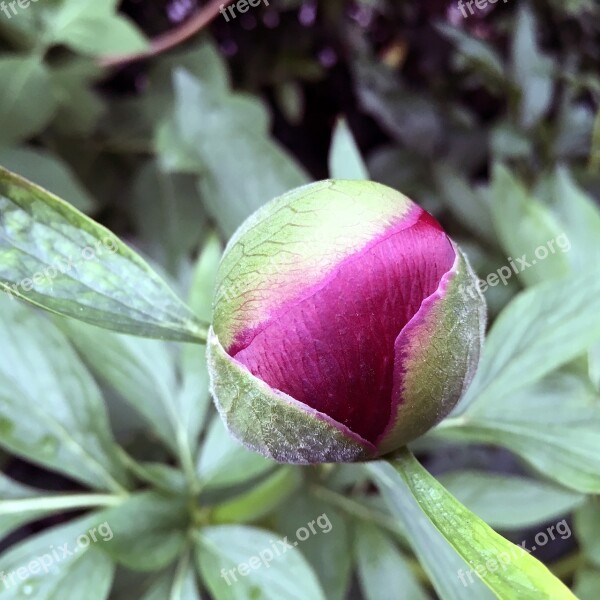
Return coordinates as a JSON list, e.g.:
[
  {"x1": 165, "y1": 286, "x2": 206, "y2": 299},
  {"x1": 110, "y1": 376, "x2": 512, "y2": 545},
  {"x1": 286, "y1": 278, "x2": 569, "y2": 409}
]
[
  {"x1": 377, "y1": 244, "x2": 487, "y2": 454},
  {"x1": 207, "y1": 328, "x2": 376, "y2": 464}
]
